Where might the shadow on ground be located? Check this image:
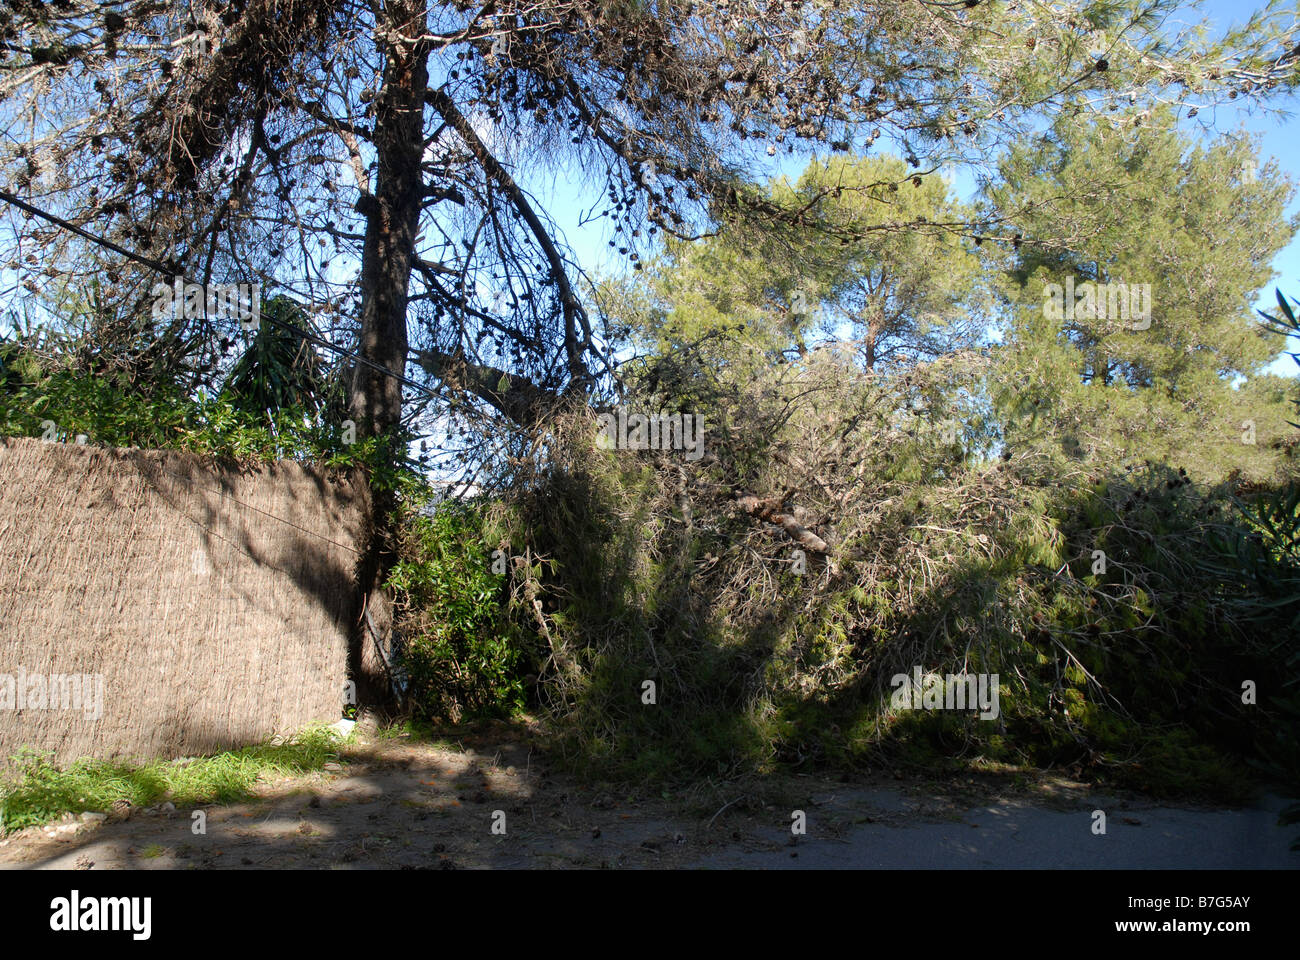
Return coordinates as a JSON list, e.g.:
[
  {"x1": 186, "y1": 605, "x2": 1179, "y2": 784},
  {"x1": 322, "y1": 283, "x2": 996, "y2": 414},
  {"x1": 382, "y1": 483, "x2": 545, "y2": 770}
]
[{"x1": 2, "y1": 724, "x2": 1296, "y2": 870}]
